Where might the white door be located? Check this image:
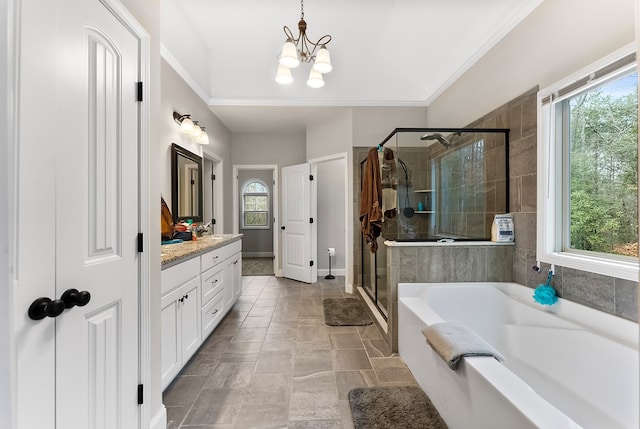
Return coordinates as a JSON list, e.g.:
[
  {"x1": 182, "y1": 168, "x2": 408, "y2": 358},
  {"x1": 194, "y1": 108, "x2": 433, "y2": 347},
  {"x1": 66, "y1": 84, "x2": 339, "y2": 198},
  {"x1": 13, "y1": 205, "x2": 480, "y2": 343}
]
[
  {"x1": 16, "y1": 0, "x2": 142, "y2": 427},
  {"x1": 281, "y1": 164, "x2": 316, "y2": 283}
]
